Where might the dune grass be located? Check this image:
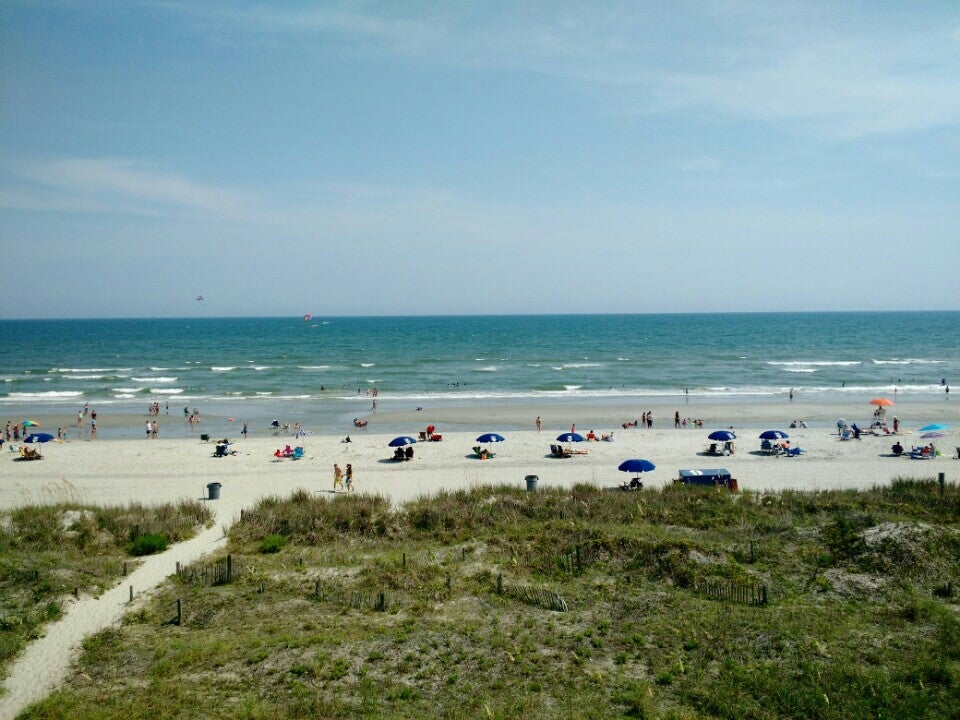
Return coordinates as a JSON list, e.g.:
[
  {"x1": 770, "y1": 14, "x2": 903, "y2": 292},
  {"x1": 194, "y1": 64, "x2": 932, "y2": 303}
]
[
  {"x1": 18, "y1": 479, "x2": 960, "y2": 719},
  {"x1": 0, "y1": 500, "x2": 212, "y2": 682}
]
